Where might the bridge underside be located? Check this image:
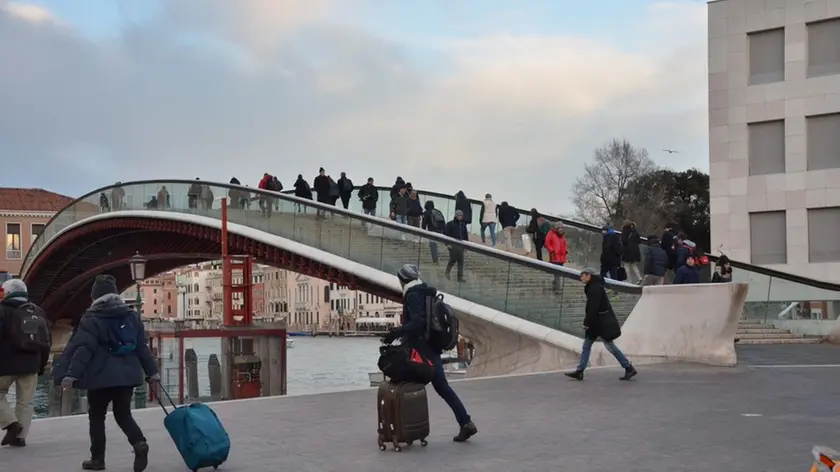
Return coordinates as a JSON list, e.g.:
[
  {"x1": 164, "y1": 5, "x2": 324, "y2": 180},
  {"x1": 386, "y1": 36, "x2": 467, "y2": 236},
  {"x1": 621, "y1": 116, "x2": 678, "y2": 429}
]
[{"x1": 23, "y1": 217, "x2": 398, "y2": 322}]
